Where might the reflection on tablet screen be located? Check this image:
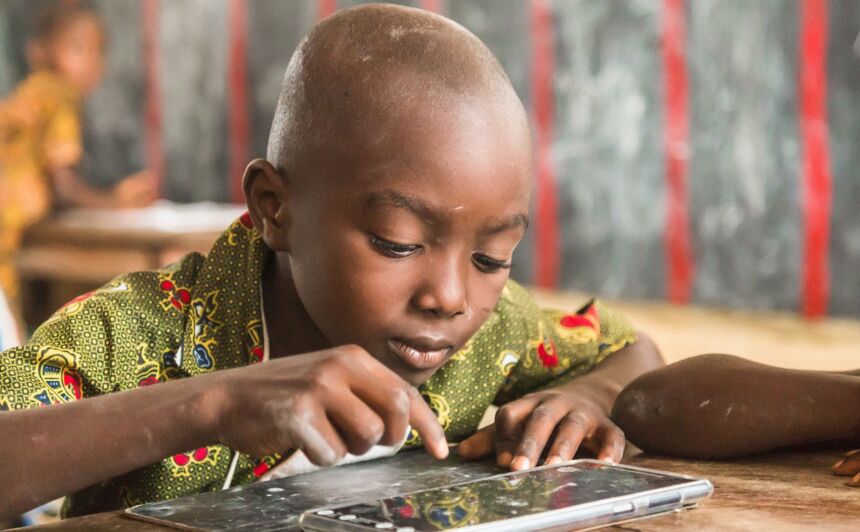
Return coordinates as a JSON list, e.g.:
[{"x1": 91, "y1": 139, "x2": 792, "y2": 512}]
[{"x1": 331, "y1": 461, "x2": 691, "y2": 530}]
